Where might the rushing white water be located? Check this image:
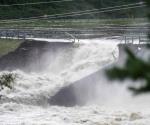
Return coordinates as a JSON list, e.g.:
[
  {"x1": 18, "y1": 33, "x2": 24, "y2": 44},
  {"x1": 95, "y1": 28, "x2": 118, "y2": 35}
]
[{"x1": 0, "y1": 38, "x2": 150, "y2": 125}]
